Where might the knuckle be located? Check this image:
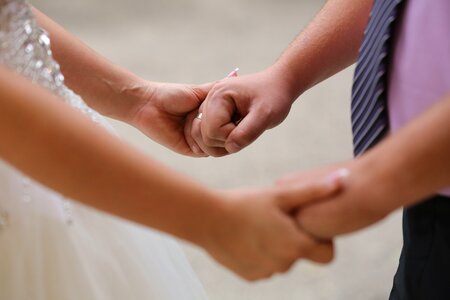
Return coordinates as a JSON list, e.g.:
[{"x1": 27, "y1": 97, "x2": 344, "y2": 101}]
[
  {"x1": 231, "y1": 124, "x2": 263, "y2": 147},
  {"x1": 255, "y1": 104, "x2": 276, "y2": 124},
  {"x1": 320, "y1": 253, "x2": 334, "y2": 264},
  {"x1": 200, "y1": 144, "x2": 226, "y2": 157},
  {"x1": 296, "y1": 241, "x2": 313, "y2": 258},
  {"x1": 191, "y1": 127, "x2": 203, "y2": 142},
  {"x1": 274, "y1": 254, "x2": 296, "y2": 273},
  {"x1": 205, "y1": 131, "x2": 220, "y2": 143},
  {"x1": 287, "y1": 245, "x2": 302, "y2": 260},
  {"x1": 242, "y1": 272, "x2": 263, "y2": 282},
  {"x1": 229, "y1": 131, "x2": 249, "y2": 149},
  {"x1": 312, "y1": 248, "x2": 334, "y2": 264},
  {"x1": 257, "y1": 104, "x2": 272, "y2": 117},
  {"x1": 240, "y1": 262, "x2": 276, "y2": 281},
  {"x1": 240, "y1": 272, "x2": 254, "y2": 281},
  {"x1": 210, "y1": 150, "x2": 227, "y2": 158},
  {"x1": 202, "y1": 136, "x2": 215, "y2": 147},
  {"x1": 278, "y1": 261, "x2": 294, "y2": 273},
  {"x1": 245, "y1": 275, "x2": 260, "y2": 282},
  {"x1": 259, "y1": 270, "x2": 275, "y2": 280},
  {"x1": 210, "y1": 83, "x2": 228, "y2": 95}
]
